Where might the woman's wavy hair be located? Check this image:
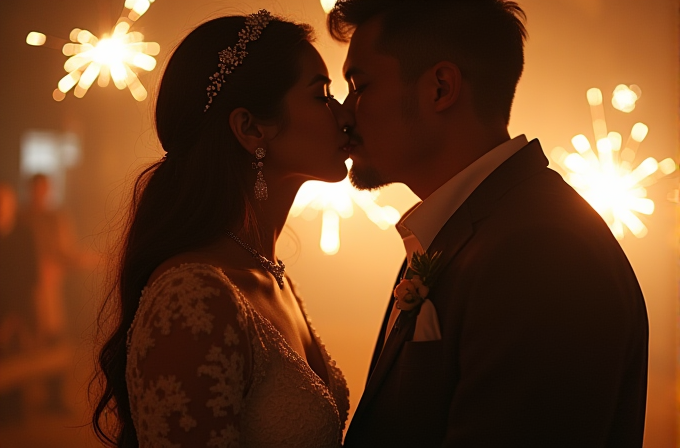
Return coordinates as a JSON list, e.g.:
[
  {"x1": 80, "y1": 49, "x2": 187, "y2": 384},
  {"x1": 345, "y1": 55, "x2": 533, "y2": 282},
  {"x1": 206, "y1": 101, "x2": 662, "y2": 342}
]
[{"x1": 91, "y1": 14, "x2": 313, "y2": 447}]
